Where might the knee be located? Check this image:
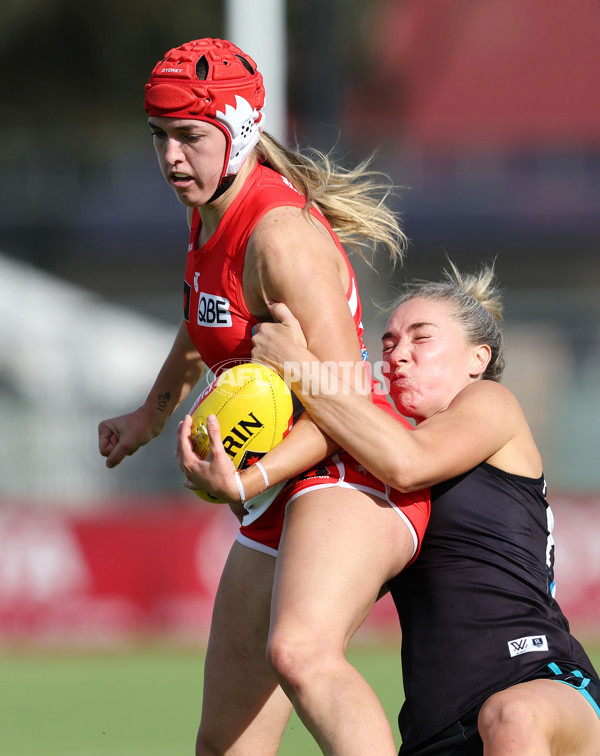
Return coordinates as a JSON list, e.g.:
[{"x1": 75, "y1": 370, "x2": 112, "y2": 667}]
[
  {"x1": 478, "y1": 690, "x2": 541, "y2": 748},
  {"x1": 266, "y1": 630, "x2": 321, "y2": 694},
  {"x1": 266, "y1": 631, "x2": 305, "y2": 688}
]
